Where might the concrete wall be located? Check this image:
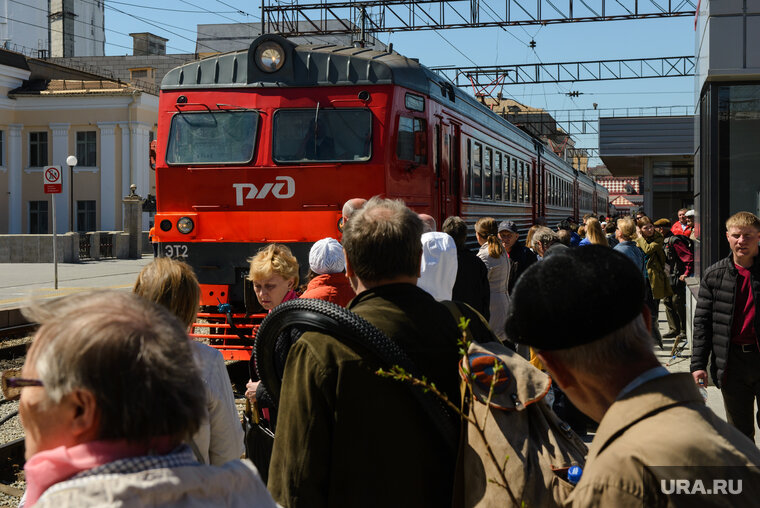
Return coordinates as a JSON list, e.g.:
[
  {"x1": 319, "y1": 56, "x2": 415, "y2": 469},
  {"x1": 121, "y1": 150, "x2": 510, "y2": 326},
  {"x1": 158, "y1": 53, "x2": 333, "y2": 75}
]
[
  {"x1": 0, "y1": 231, "x2": 135, "y2": 262},
  {"x1": 0, "y1": 232, "x2": 78, "y2": 262},
  {"x1": 0, "y1": 0, "x2": 48, "y2": 55}
]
